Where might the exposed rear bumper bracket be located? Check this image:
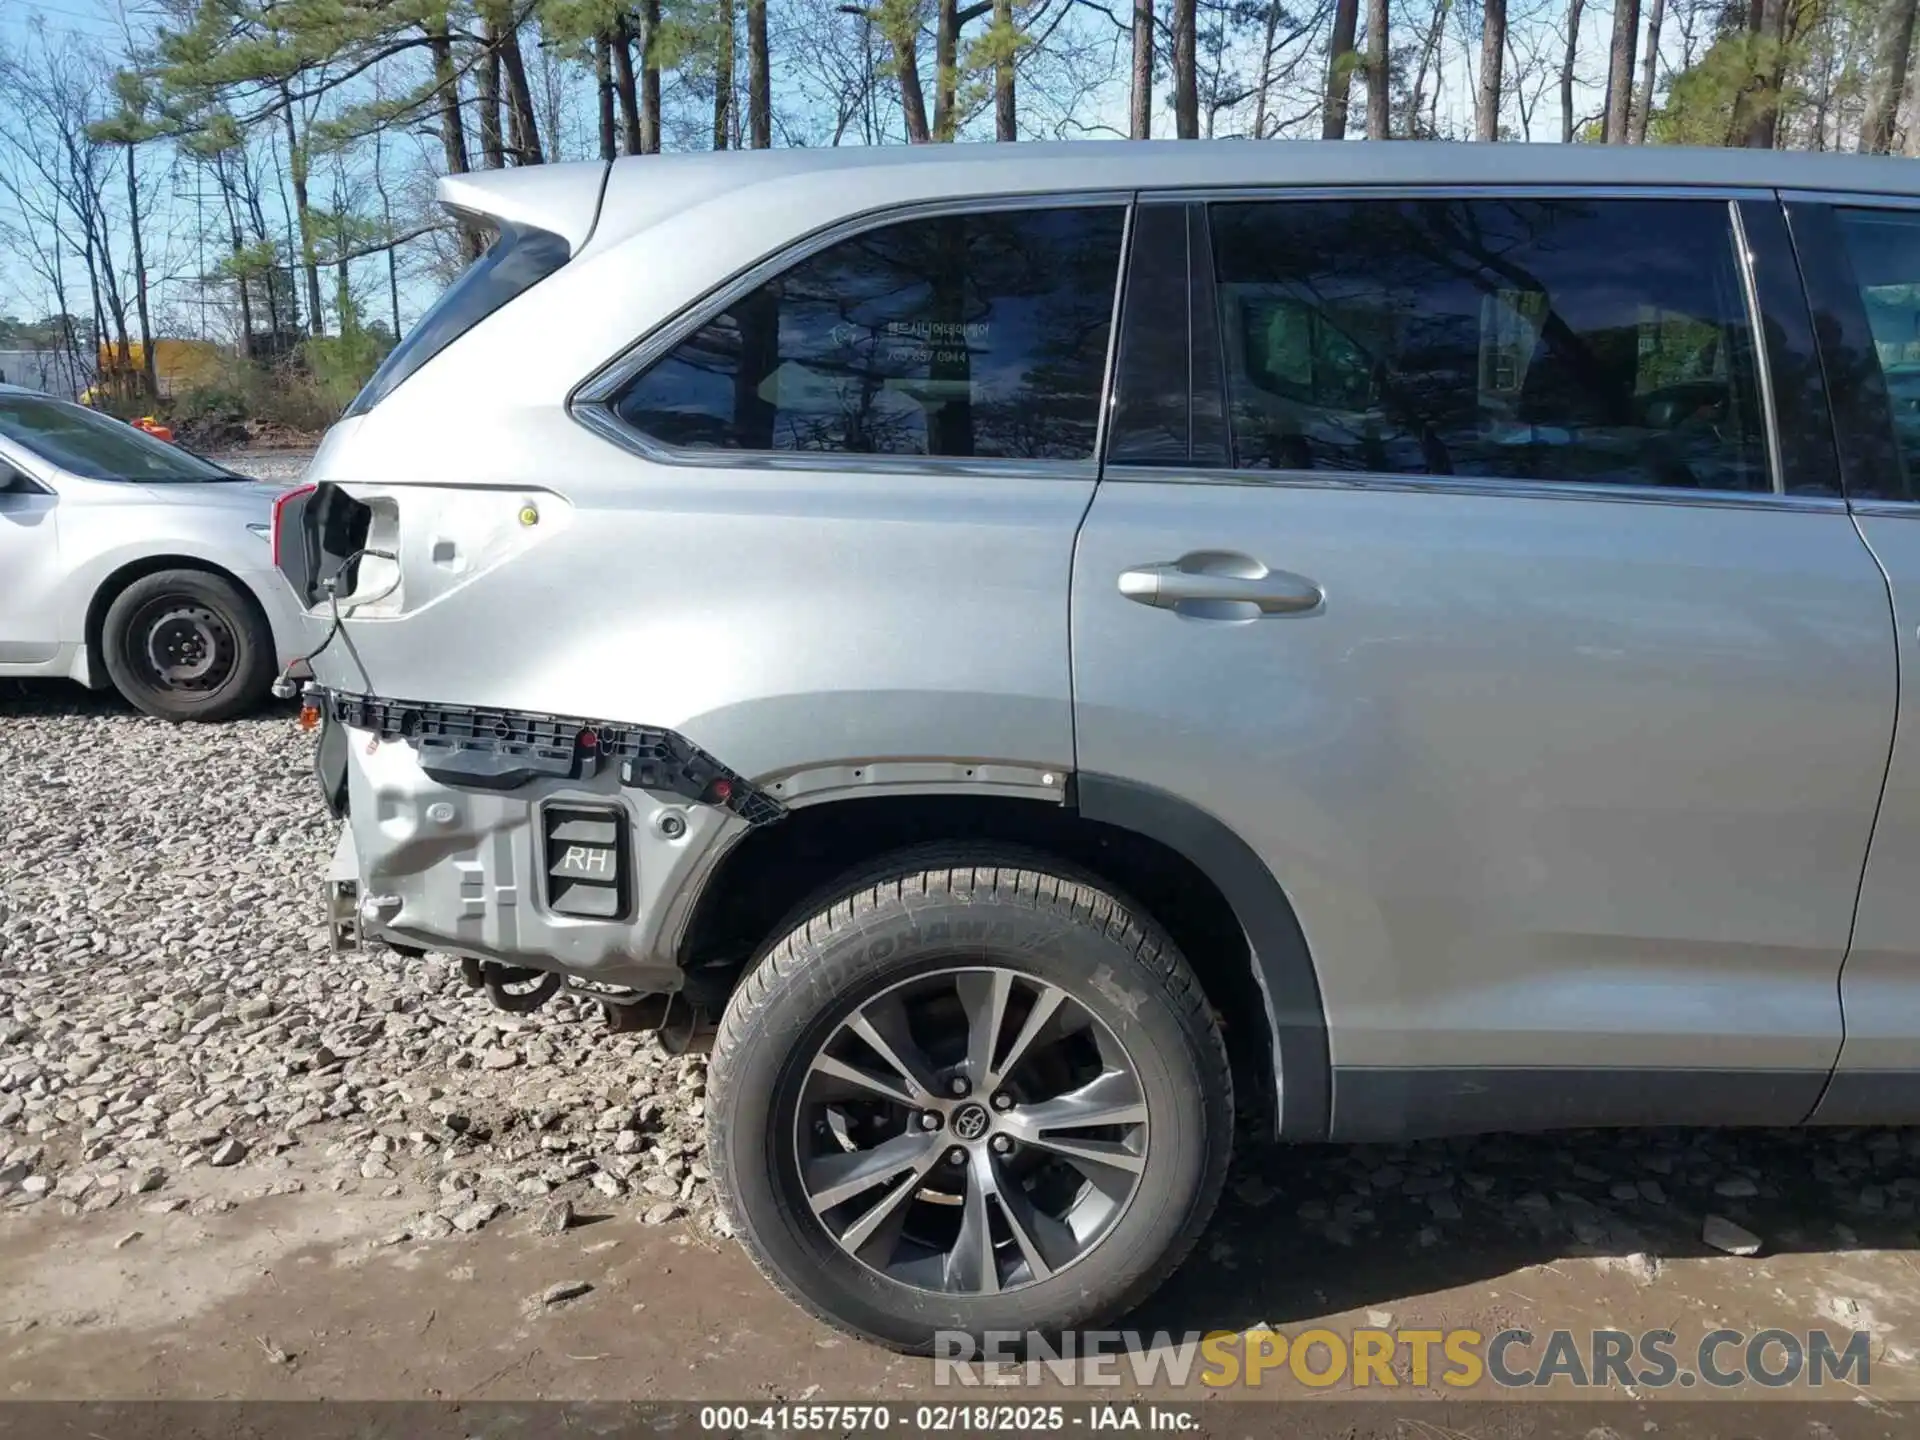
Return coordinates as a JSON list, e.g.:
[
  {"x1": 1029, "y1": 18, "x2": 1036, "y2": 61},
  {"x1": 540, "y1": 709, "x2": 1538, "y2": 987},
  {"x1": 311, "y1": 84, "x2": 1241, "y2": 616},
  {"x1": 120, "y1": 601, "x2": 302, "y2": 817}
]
[{"x1": 313, "y1": 686, "x2": 786, "y2": 826}]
